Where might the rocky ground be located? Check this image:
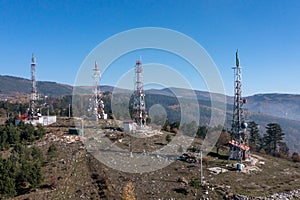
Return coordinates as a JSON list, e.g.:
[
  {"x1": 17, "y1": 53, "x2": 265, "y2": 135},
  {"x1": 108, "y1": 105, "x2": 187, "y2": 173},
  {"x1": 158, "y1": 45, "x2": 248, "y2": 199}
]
[
  {"x1": 7, "y1": 118, "x2": 300, "y2": 200},
  {"x1": 235, "y1": 189, "x2": 300, "y2": 200}
]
